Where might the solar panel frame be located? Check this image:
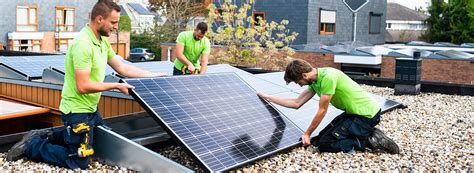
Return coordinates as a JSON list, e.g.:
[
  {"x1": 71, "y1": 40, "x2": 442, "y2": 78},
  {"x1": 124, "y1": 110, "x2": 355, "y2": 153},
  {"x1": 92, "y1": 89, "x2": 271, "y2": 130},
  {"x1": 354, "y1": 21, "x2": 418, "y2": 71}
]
[{"x1": 123, "y1": 73, "x2": 304, "y2": 172}]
